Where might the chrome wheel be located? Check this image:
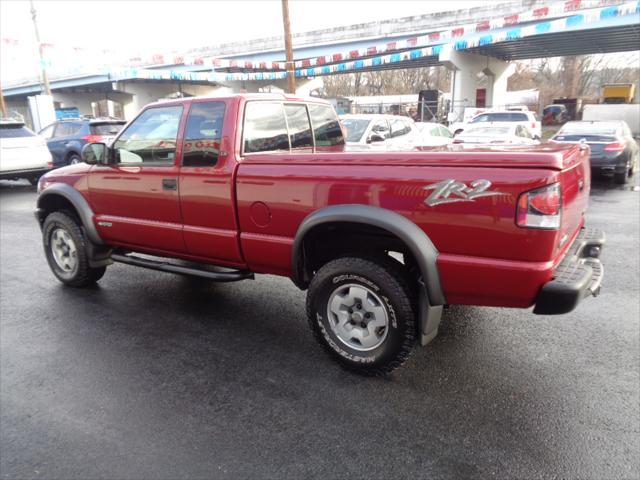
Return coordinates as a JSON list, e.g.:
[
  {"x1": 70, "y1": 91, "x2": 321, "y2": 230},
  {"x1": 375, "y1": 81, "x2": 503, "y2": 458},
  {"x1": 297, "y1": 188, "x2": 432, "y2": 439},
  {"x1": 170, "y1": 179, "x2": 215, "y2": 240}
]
[
  {"x1": 50, "y1": 228, "x2": 78, "y2": 273},
  {"x1": 327, "y1": 283, "x2": 389, "y2": 351}
]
